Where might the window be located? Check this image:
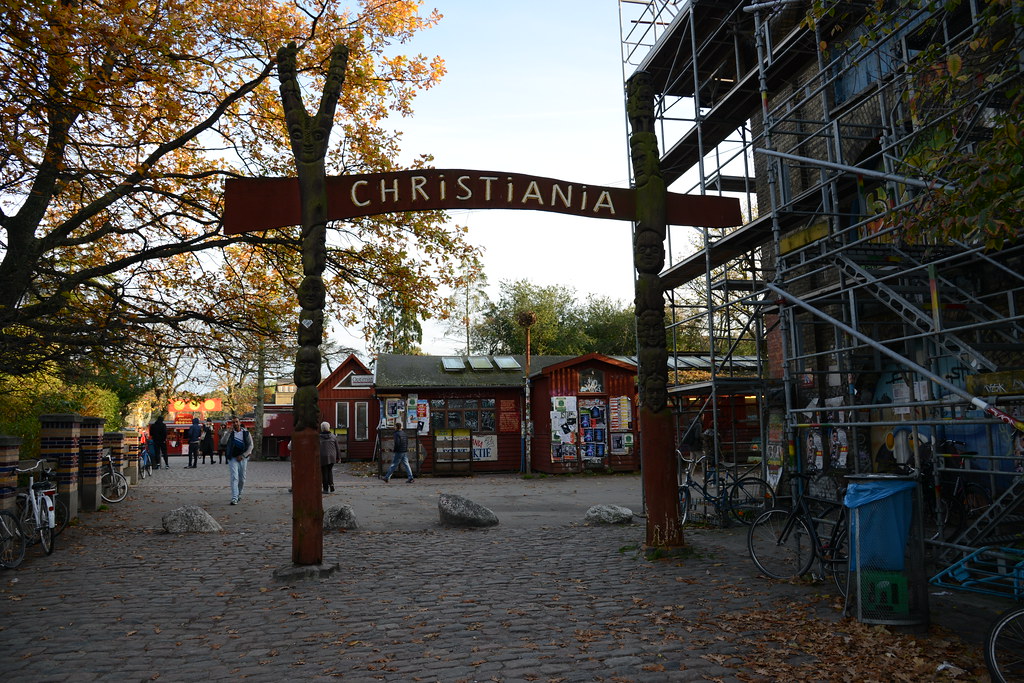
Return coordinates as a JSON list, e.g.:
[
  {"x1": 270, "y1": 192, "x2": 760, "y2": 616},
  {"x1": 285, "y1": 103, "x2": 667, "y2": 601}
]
[
  {"x1": 579, "y1": 369, "x2": 605, "y2": 393},
  {"x1": 428, "y1": 397, "x2": 496, "y2": 433},
  {"x1": 335, "y1": 402, "x2": 349, "y2": 429},
  {"x1": 355, "y1": 402, "x2": 368, "y2": 441}
]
